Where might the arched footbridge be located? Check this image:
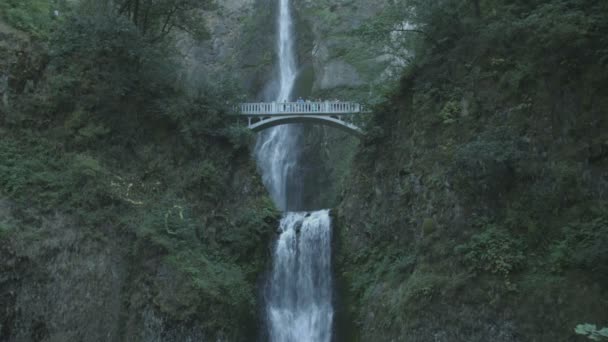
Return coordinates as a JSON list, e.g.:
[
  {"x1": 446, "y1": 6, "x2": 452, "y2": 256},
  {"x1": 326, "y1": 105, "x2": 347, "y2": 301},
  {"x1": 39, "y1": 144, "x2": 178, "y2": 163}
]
[{"x1": 236, "y1": 102, "x2": 368, "y2": 136}]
